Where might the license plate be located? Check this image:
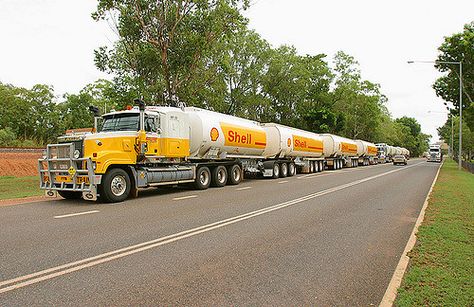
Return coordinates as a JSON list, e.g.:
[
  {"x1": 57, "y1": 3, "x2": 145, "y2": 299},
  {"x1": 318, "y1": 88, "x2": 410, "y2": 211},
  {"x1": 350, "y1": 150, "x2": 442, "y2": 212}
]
[{"x1": 76, "y1": 177, "x2": 90, "y2": 184}]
